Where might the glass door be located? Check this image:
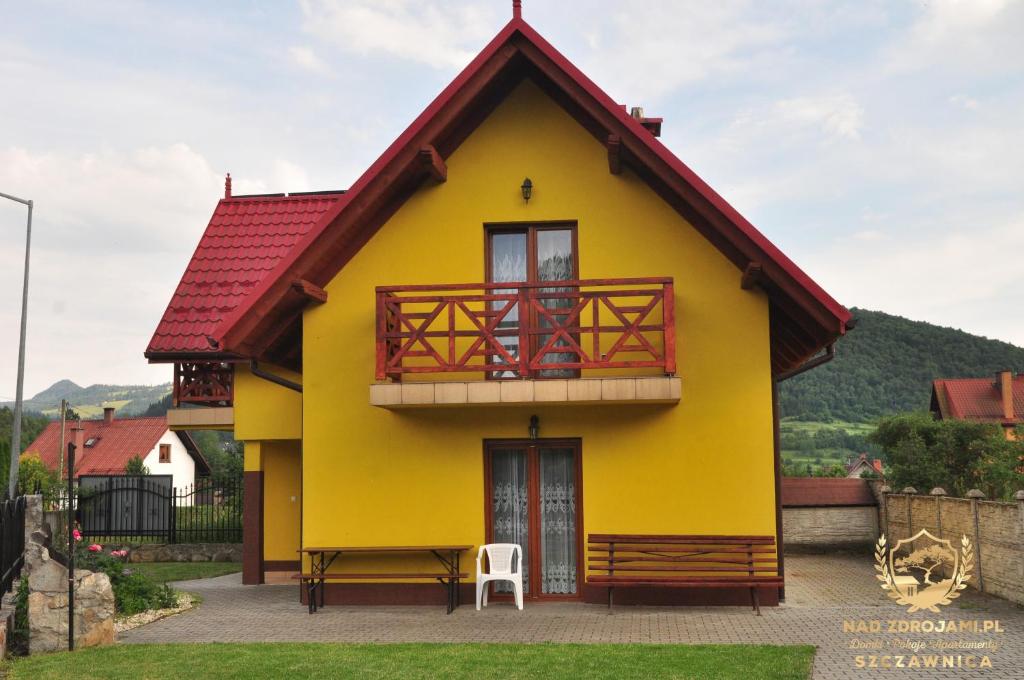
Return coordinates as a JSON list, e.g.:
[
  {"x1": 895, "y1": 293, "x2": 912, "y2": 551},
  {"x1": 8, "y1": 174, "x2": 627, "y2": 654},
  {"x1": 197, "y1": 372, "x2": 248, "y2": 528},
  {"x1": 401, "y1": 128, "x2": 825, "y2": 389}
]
[
  {"x1": 486, "y1": 224, "x2": 578, "y2": 378},
  {"x1": 485, "y1": 439, "x2": 581, "y2": 599}
]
